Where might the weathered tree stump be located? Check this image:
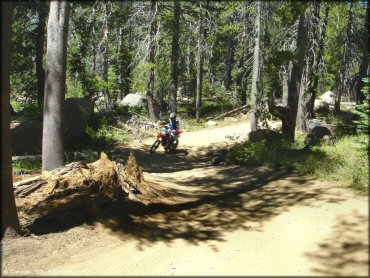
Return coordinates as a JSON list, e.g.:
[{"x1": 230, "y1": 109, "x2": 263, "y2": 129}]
[{"x1": 14, "y1": 151, "x2": 156, "y2": 228}]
